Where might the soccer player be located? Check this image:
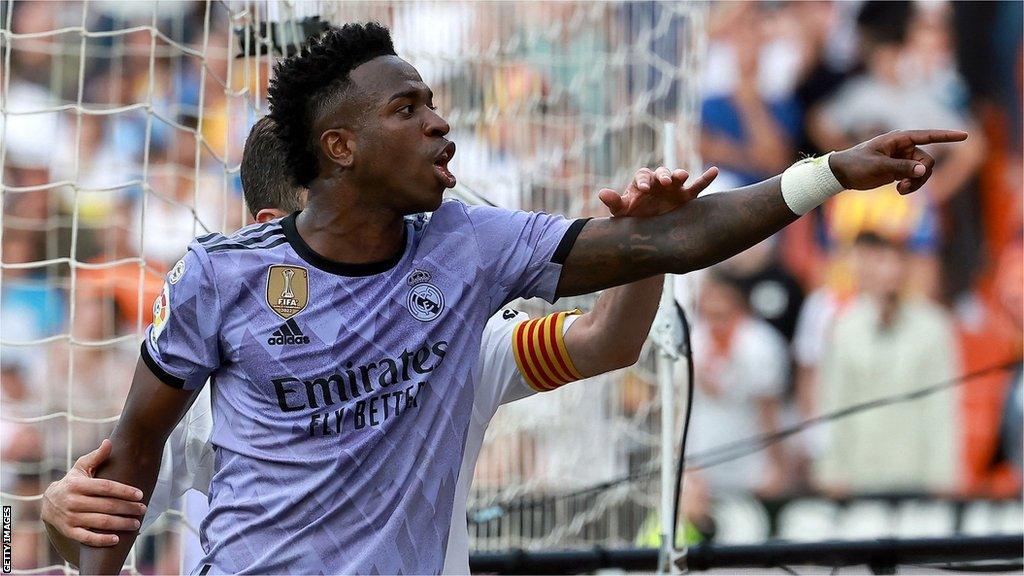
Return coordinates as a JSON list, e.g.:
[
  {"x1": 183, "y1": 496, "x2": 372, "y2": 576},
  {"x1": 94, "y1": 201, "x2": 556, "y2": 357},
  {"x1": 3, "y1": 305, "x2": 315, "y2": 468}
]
[
  {"x1": 80, "y1": 23, "x2": 966, "y2": 575},
  {"x1": 45, "y1": 116, "x2": 711, "y2": 572}
]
